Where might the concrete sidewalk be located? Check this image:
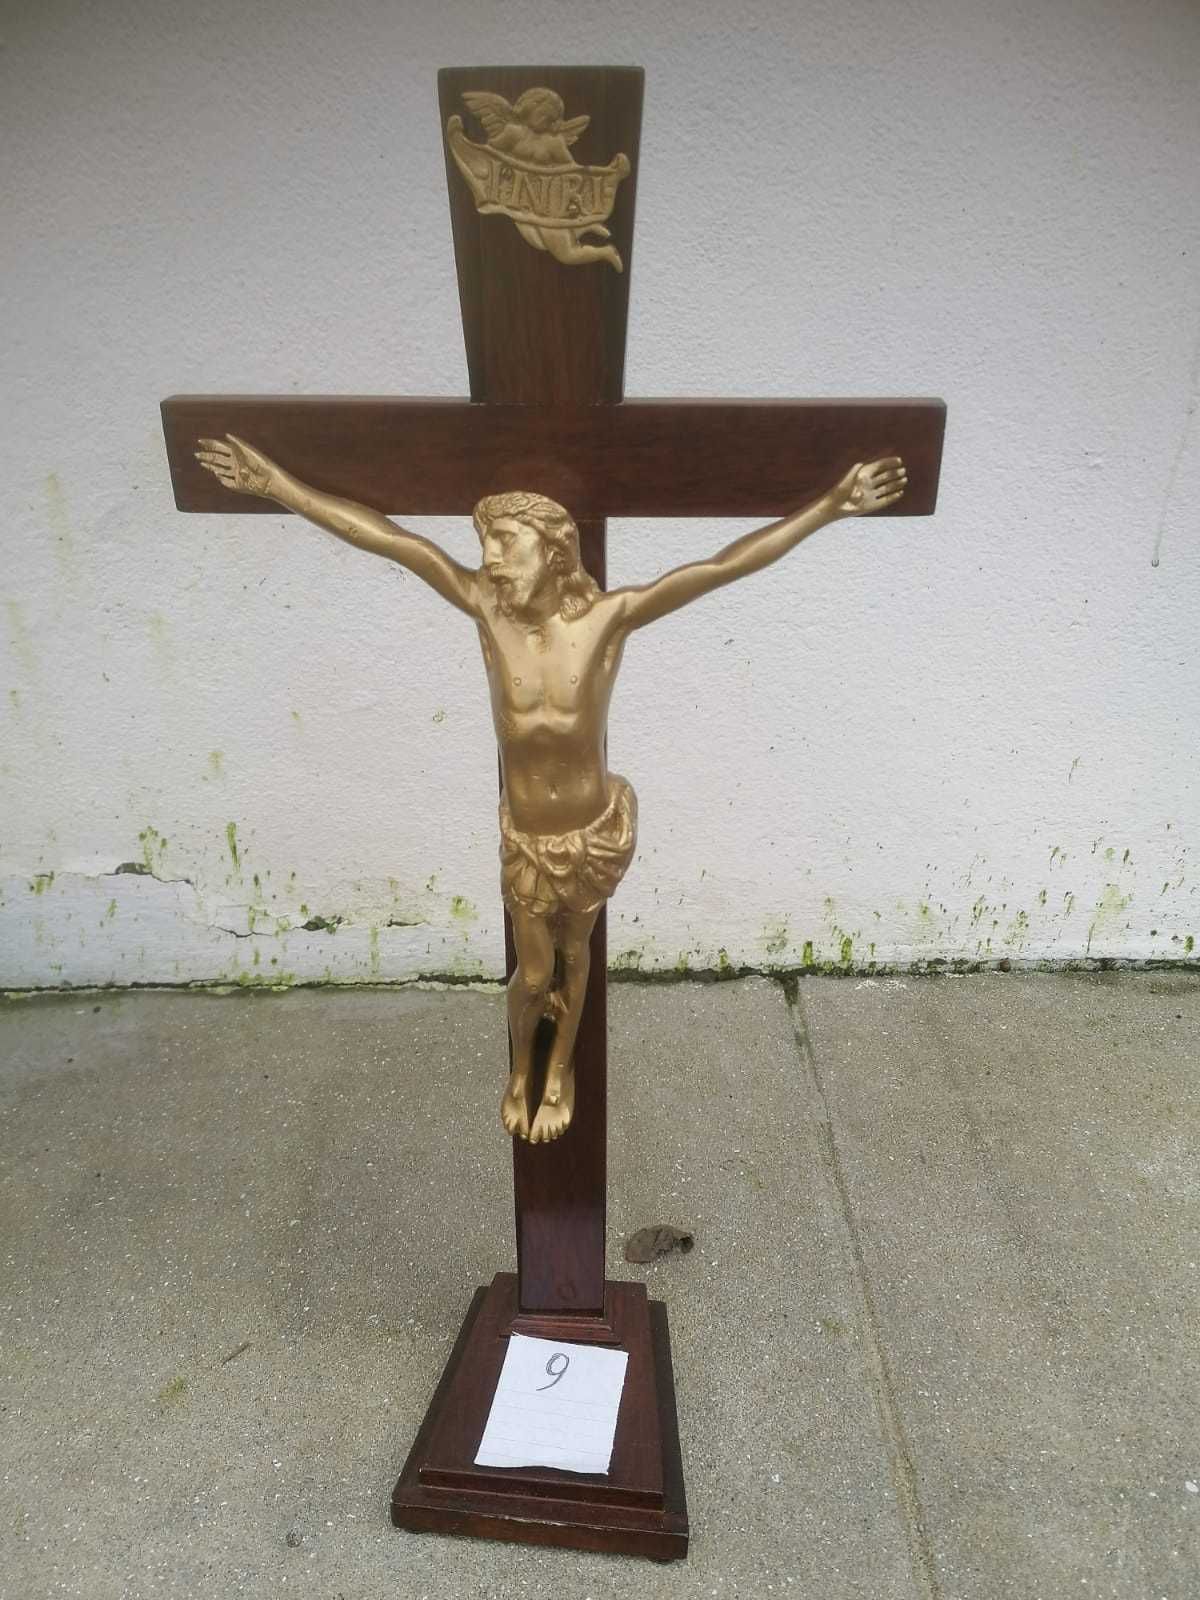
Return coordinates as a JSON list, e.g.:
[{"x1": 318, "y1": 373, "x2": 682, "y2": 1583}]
[{"x1": 1, "y1": 972, "x2": 1197, "y2": 1599}]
